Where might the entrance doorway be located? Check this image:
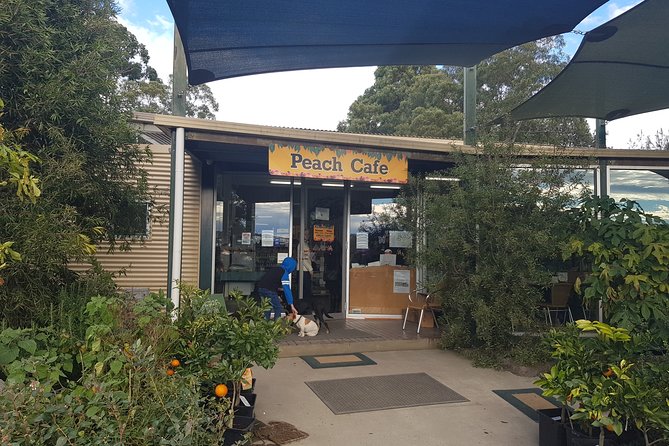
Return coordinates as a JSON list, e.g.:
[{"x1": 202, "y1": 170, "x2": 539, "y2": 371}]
[
  {"x1": 213, "y1": 174, "x2": 347, "y2": 315},
  {"x1": 293, "y1": 182, "x2": 346, "y2": 315}
]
